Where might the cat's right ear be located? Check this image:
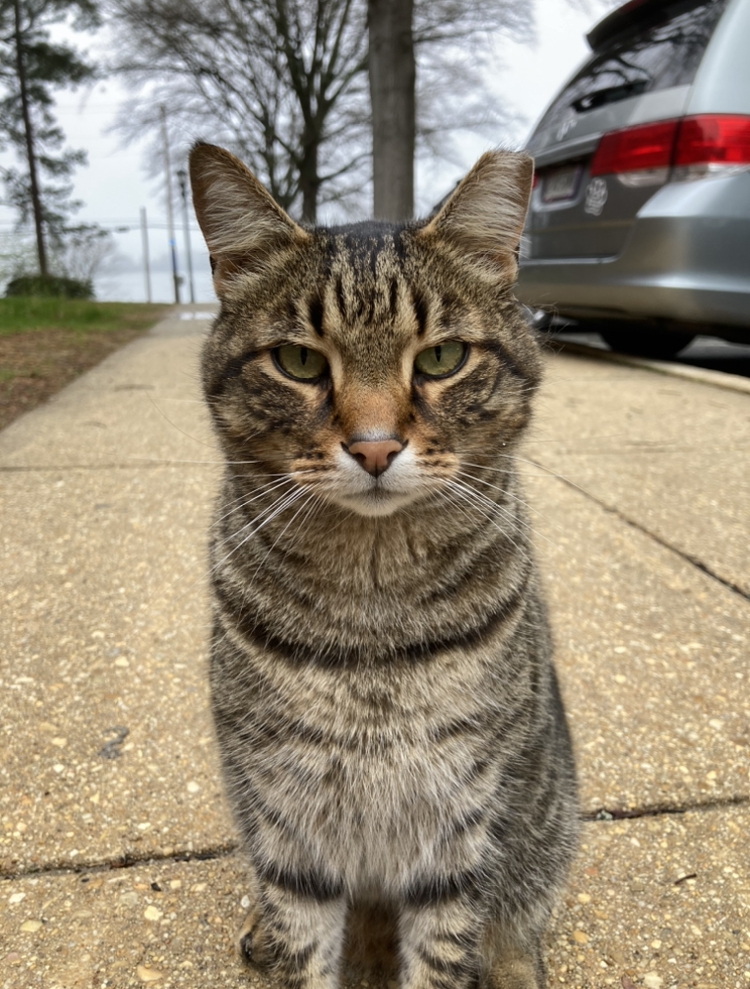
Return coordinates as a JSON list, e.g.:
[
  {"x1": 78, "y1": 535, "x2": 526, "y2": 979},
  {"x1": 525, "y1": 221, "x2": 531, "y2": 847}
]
[{"x1": 189, "y1": 142, "x2": 309, "y2": 294}]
